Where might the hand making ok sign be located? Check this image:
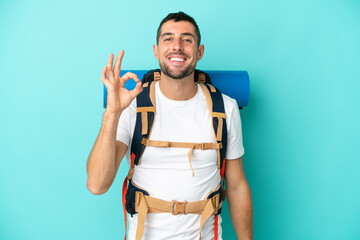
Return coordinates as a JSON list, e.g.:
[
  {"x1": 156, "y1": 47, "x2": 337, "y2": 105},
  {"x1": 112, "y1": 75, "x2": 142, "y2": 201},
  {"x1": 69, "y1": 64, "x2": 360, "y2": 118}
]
[{"x1": 101, "y1": 50, "x2": 143, "y2": 114}]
